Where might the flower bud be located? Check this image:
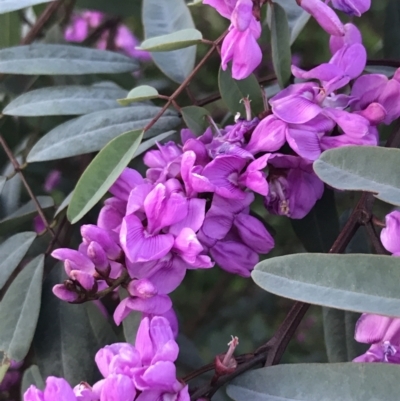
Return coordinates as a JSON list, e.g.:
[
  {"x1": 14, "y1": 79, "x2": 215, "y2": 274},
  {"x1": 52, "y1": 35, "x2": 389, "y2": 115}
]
[
  {"x1": 127, "y1": 279, "x2": 157, "y2": 299},
  {"x1": 70, "y1": 270, "x2": 96, "y2": 292},
  {"x1": 87, "y1": 241, "x2": 110, "y2": 274},
  {"x1": 52, "y1": 284, "x2": 79, "y2": 302},
  {"x1": 81, "y1": 225, "x2": 121, "y2": 260}
]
